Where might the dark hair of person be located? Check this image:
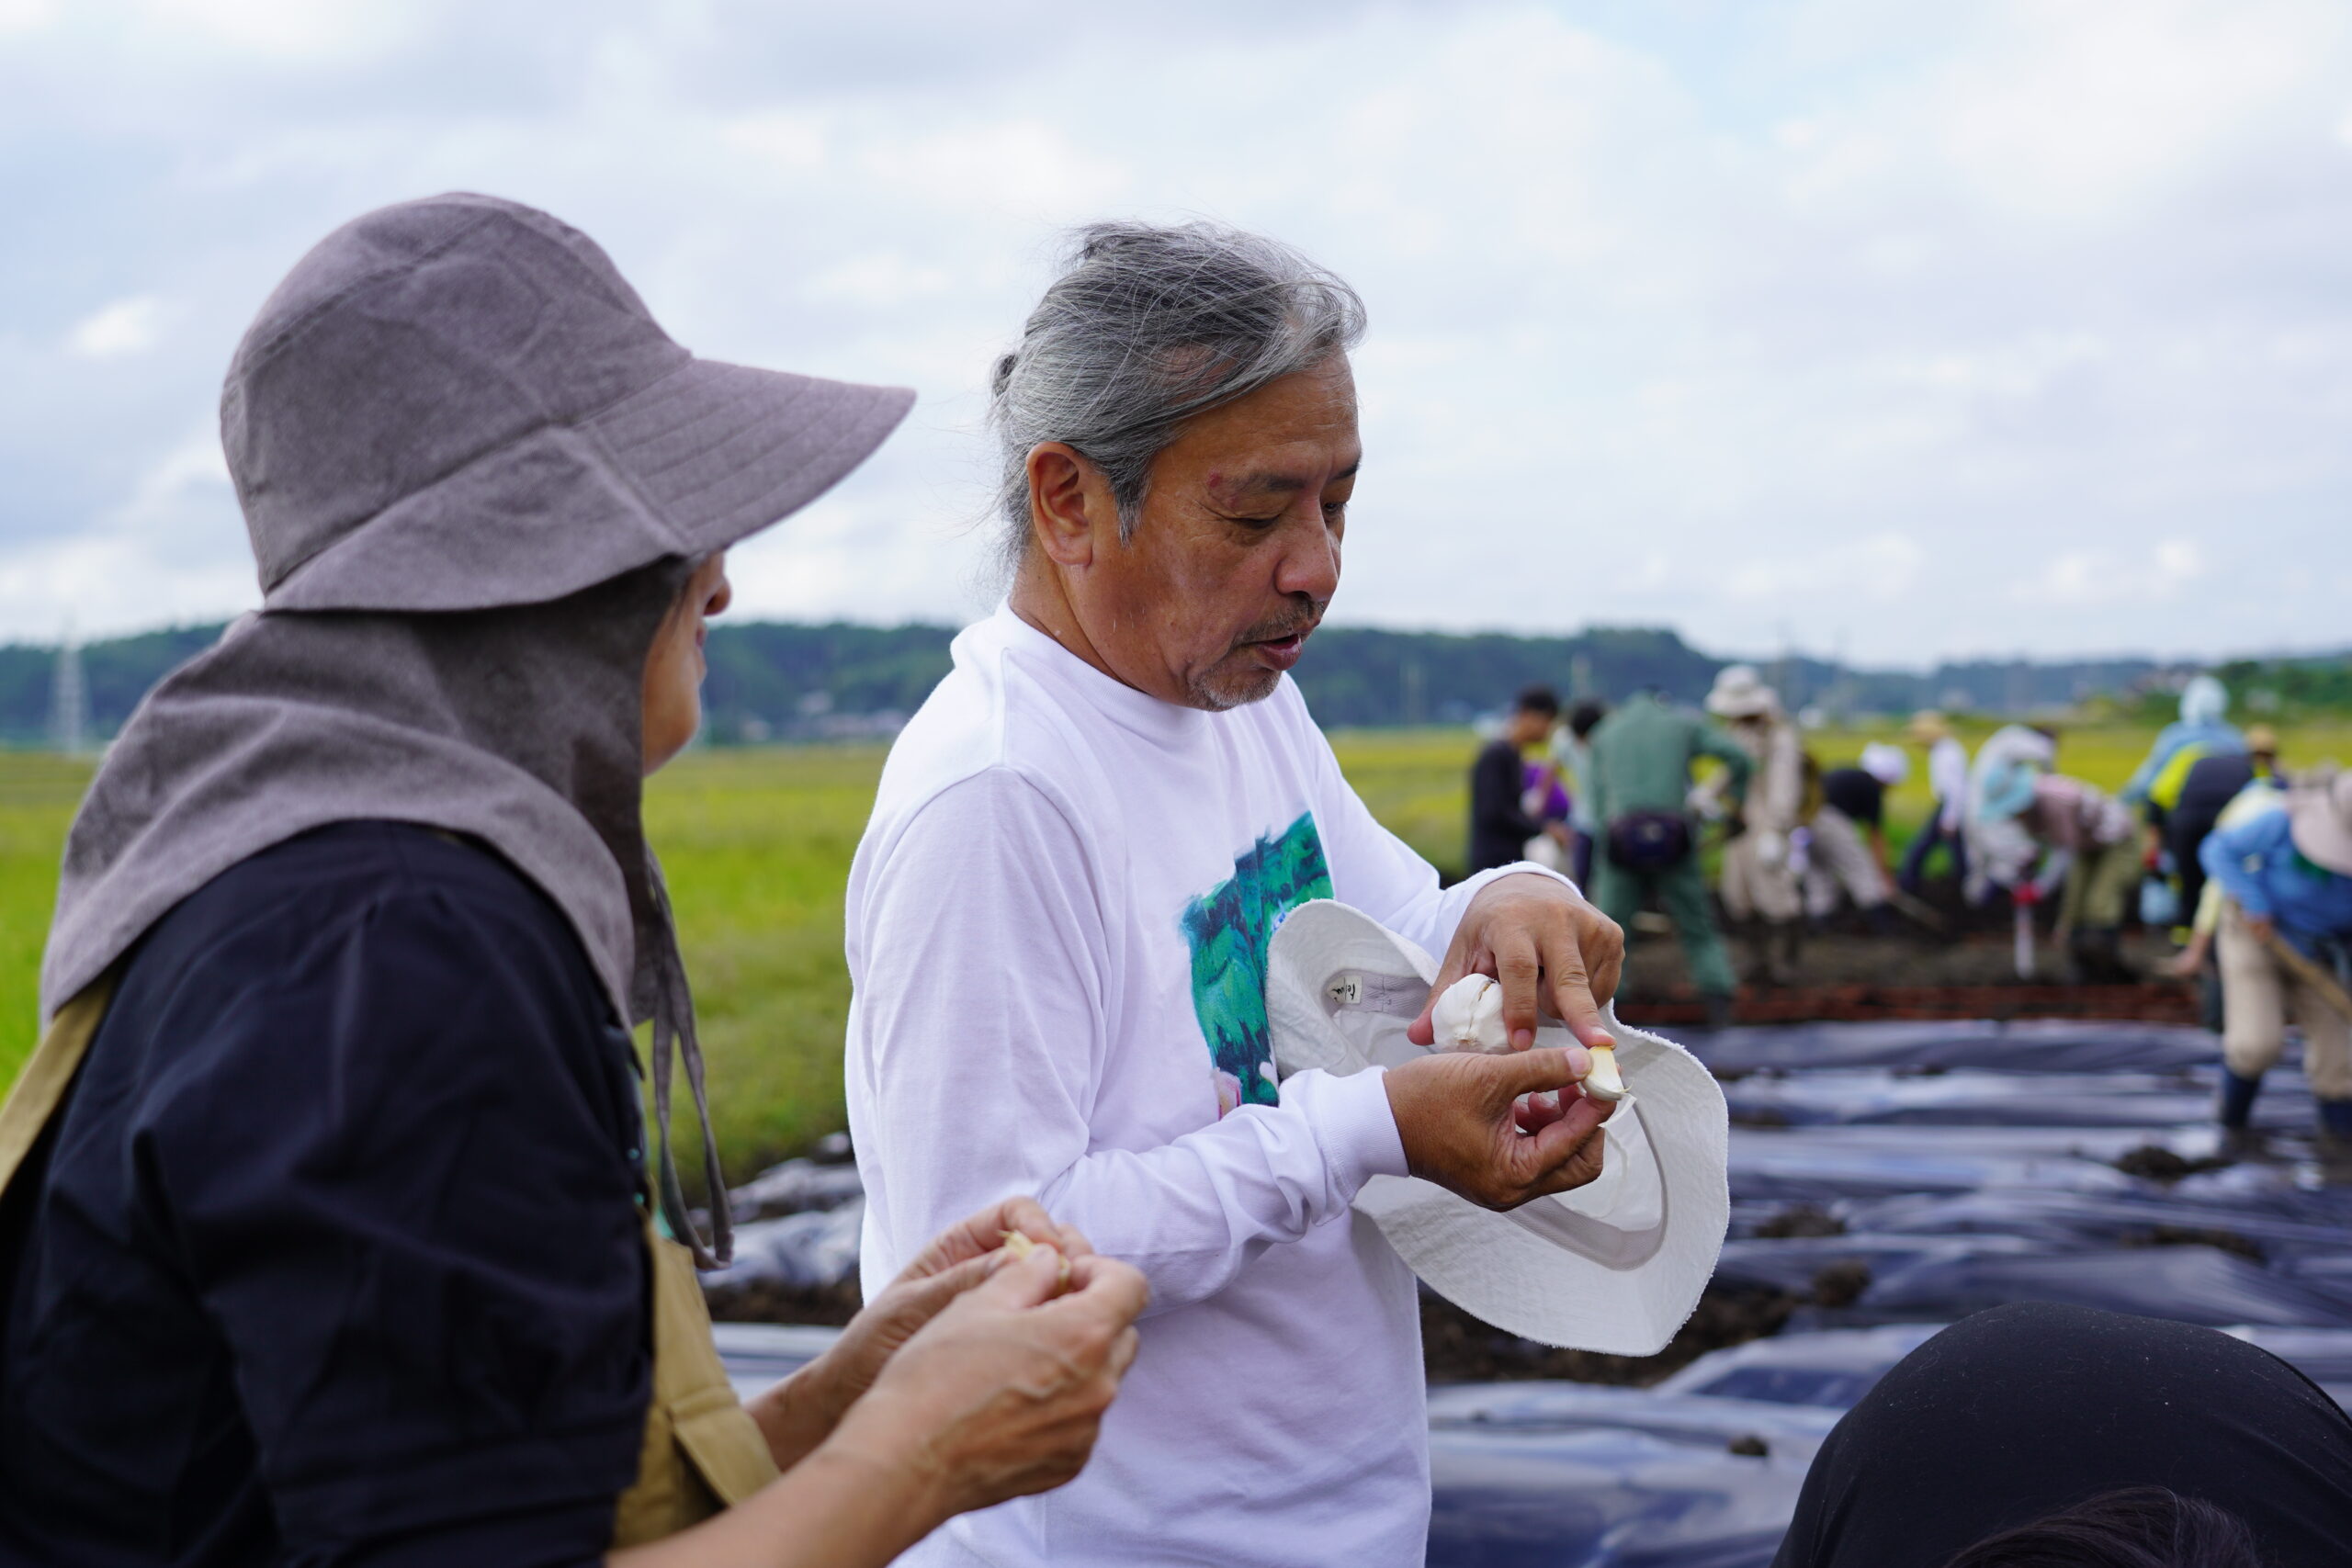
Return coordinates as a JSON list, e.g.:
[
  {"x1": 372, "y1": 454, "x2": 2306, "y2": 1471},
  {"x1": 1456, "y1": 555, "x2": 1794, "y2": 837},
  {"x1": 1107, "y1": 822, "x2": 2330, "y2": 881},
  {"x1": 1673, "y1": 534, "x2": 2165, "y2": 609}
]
[
  {"x1": 1514, "y1": 685, "x2": 1561, "y2": 718},
  {"x1": 1940, "y1": 1486, "x2": 2266, "y2": 1568},
  {"x1": 1568, "y1": 699, "x2": 1607, "y2": 738}
]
